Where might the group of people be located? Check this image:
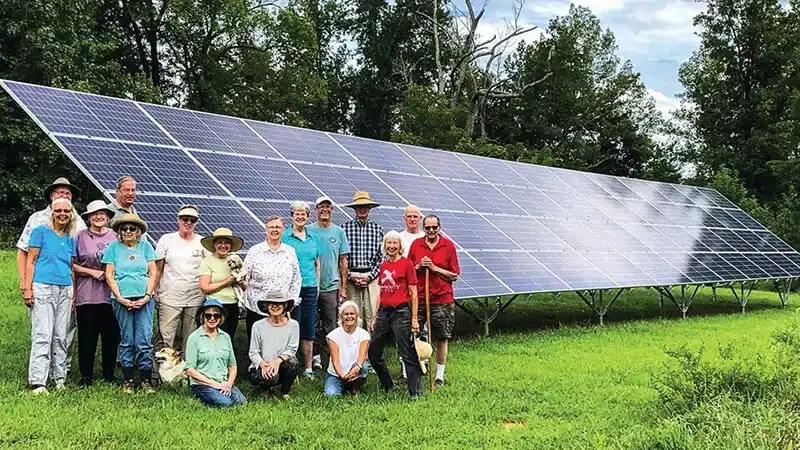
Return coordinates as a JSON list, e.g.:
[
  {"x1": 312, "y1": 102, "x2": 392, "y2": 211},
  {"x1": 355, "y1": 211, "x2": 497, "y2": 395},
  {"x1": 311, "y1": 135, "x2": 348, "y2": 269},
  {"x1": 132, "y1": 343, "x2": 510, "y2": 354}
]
[{"x1": 17, "y1": 176, "x2": 461, "y2": 406}]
